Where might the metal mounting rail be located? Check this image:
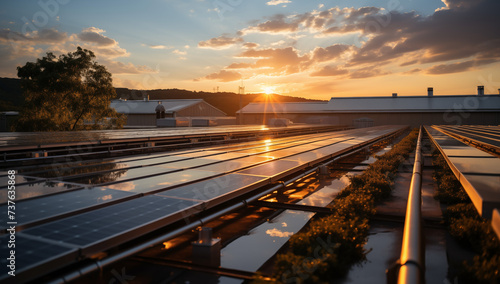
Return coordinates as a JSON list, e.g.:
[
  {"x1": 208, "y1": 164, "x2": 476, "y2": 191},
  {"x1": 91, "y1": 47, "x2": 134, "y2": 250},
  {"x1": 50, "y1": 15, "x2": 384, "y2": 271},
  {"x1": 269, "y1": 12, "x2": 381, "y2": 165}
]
[{"x1": 397, "y1": 126, "x2": 424, "y2": 284}]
